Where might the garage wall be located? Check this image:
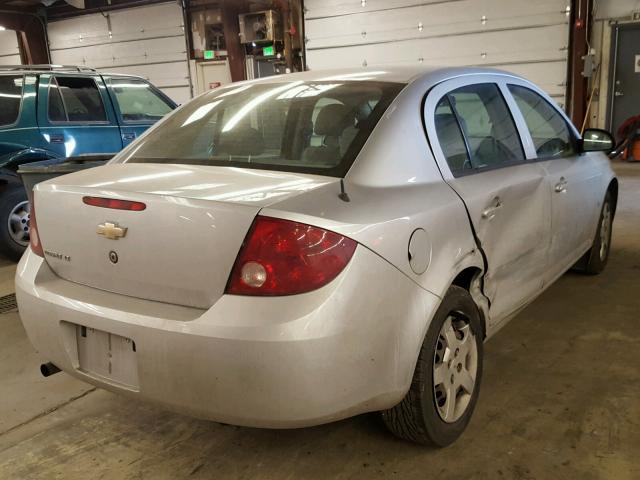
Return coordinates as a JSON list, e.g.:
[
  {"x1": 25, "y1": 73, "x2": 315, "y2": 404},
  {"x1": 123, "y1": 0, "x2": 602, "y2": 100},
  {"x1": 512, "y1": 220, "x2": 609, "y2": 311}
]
[
  {"x1": 590, "y1": 0, "x2": 640, "y2": 130},
  {"x1": 304, "y1": 0, "x2": 571, "y2": 105},
  {"x1": 47, "y1": 2, "x2": 192, "y2": 104},
  {"x1": 0, "y1": 30, "x2": 21, "y2": 66},
  {"x1": 596, "y1": 0, "x2": 640, "y2": 19}
]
